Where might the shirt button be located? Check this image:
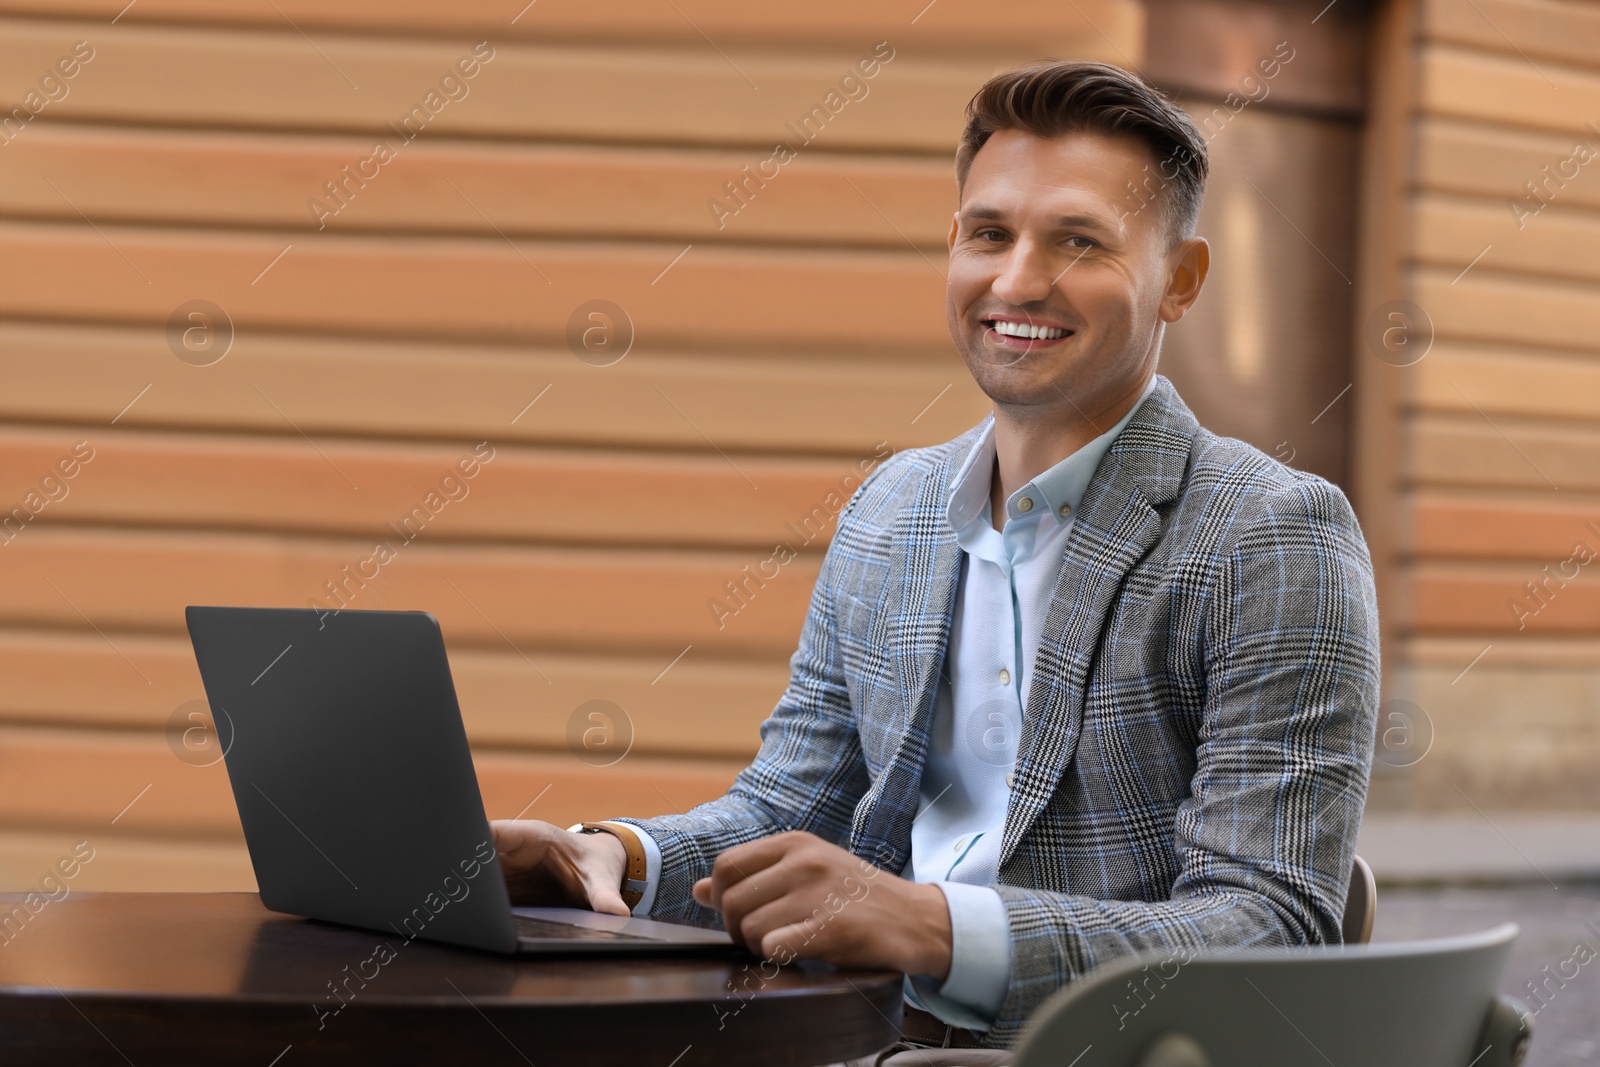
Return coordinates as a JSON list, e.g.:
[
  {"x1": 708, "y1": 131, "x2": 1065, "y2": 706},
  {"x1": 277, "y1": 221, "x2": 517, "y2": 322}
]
[
  {"x1": 1006, "y1": 771, "x2": 1016, "y2": 788},
  {"x1": 1017, "y1": 496, "x2": 1034, "y2": 512},
  {"x1": 1059, "y1": 503, "x2": 1072, "y2": 518},
  {"x1": 998, "y1": 668, "x2": 1011, "y2": 685}
]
